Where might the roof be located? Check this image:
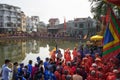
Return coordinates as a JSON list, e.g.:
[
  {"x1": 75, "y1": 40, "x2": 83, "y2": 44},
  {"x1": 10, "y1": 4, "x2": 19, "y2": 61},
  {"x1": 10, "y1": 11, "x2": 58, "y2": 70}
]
[
  {"x1": 49, "y1": 18, "x2": 59, "y2": 22},
  {"x1": 0, "y1": 4, "x2": 20, "y2": 9}
]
